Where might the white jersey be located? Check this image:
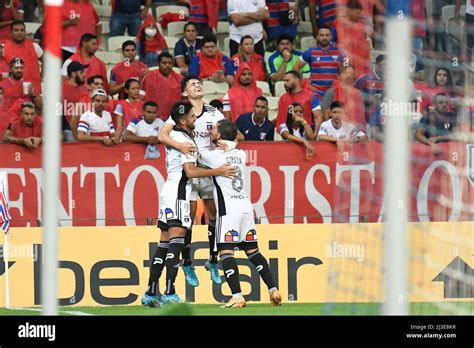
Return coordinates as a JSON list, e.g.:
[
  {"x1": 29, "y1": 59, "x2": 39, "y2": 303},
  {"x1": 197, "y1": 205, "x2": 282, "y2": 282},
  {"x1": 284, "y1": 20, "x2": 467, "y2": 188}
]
[
  {"x1": 200, "y1": 148, "x2": 253, "y2": 216},
  {"x1": 78, "y1": 110, "x2": 115, "y2": 136},
  {"x1": 318, "y1": 119, "x2": 365, "y2": 141},
  {"x1": 166, "y1": 104, "x2": 225, "y2": 152},
  {"x1": 163, "y1": 128, "x2": 197, "y2": 188},
  {"x1": 126, "y1": 117, "x2": 164, "y2": 137}
]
